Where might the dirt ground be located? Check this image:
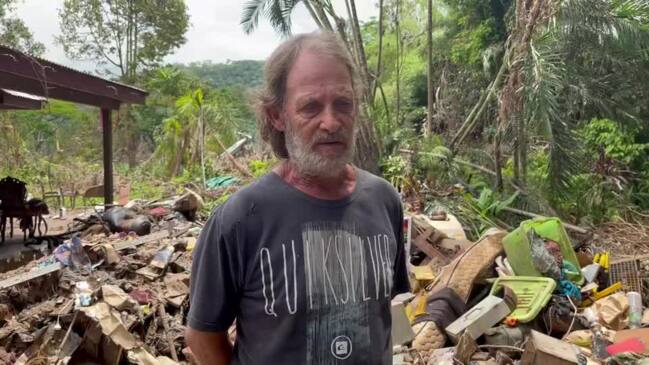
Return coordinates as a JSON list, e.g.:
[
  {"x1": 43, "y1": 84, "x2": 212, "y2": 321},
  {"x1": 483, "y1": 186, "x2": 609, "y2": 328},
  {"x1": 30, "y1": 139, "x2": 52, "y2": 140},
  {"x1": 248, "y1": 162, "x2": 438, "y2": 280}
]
[{"x1": 0, "y1": 209, "x2": 93, "y2": 273}]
